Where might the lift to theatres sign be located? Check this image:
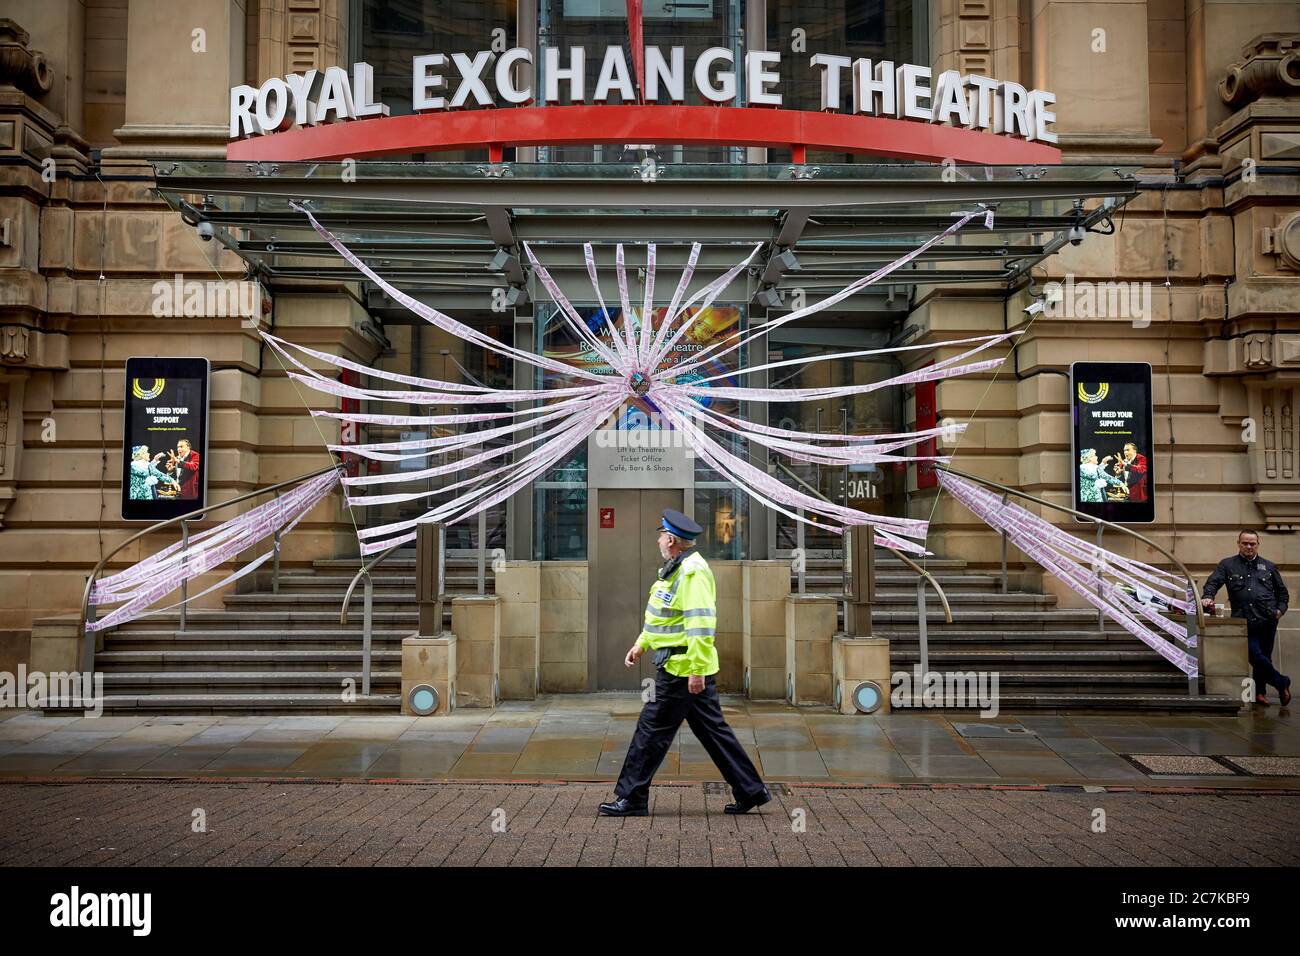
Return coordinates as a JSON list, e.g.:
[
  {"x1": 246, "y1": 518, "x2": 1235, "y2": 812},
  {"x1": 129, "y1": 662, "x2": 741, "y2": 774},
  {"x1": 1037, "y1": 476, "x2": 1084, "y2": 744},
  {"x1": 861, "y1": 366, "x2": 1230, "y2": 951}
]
[{"x1": 227, "y1": 46, "x2": 1061, "y2": 164}]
